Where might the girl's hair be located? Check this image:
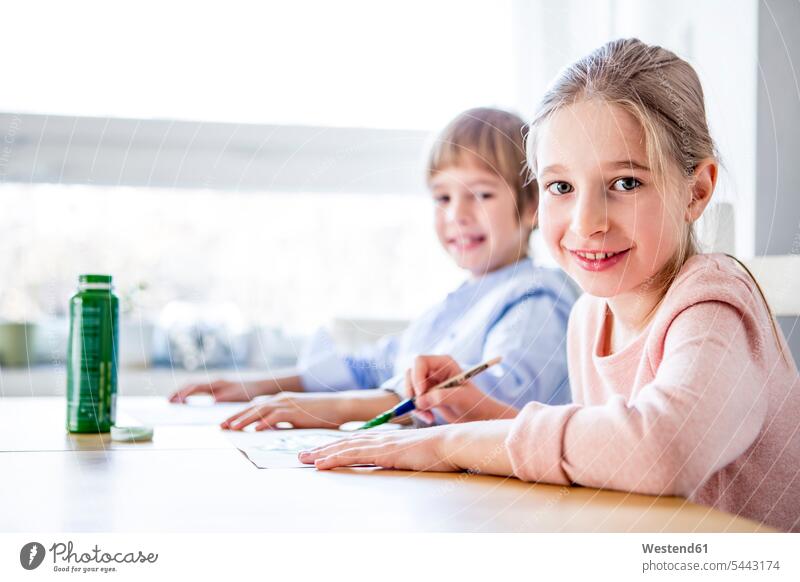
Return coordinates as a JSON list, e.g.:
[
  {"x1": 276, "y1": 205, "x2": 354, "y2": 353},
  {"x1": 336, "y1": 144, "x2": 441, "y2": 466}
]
[
  {"x1": 428, "y1": 107, "x2": 537, "y2": 224},
  {"x1": 527, "y1": 38, "x2": 714, "y2": 291},
  {"x1": 527, "y1": 38, "x2": 786, "y2": 361}
]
